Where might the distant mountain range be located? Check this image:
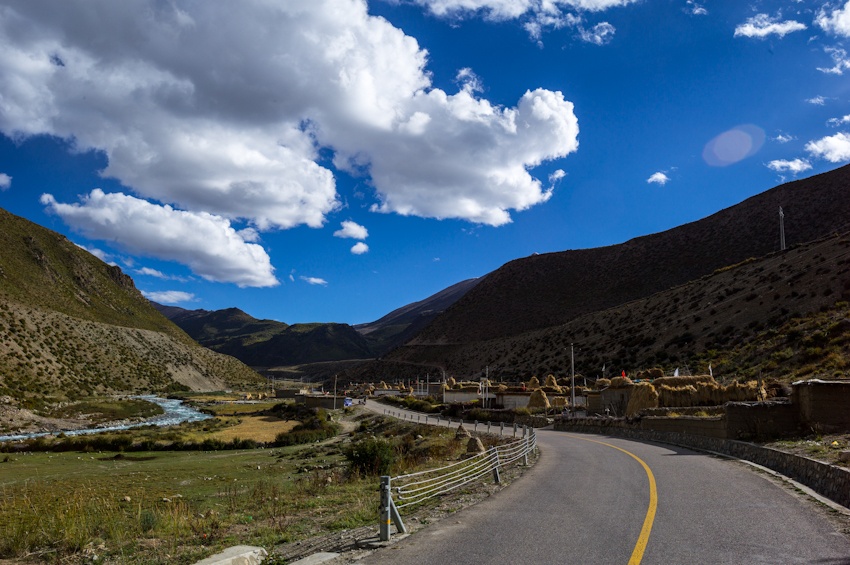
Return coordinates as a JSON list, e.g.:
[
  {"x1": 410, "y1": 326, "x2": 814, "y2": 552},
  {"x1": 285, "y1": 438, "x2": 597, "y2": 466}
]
[
  {"x1": 153, "y1": 277, "x2": 479, "y2": 372},
  {"x1": 350, "y1": 164, "x2": 850, "y2": 383},
  {"x1": 0, "y1": 208, "x2": 263, "y2": 404},
  {"x1": 4, "y1": 163, "x2": 849, "y2": 401}
]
